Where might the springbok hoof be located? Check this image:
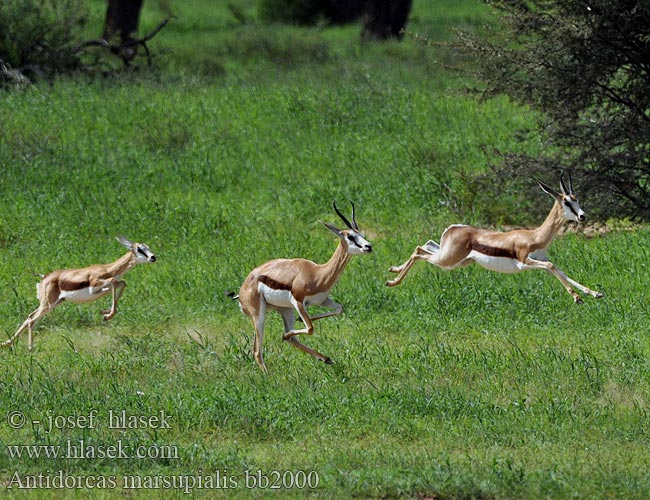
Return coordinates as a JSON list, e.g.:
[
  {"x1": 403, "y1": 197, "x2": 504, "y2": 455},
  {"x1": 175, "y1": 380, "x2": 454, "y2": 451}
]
[
  {"x1": 595, "y1": 292, "x2": 605, "y2": 299},
  {"x1": 324, "y1": 357, "x2": 334, "y2": 365}
]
